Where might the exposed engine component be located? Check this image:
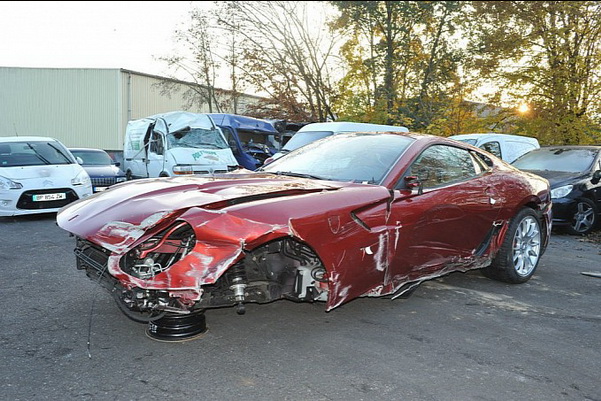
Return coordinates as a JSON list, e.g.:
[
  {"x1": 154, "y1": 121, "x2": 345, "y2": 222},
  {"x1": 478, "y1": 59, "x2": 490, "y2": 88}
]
[
  {"x1": 74, "y1": 232, "x2": 328, "y2": 322},
  {"x1": 228, "y1": 263, "x2": 248, "y2": 315},
  {"x1": 198, "y1": 238, "x2": 329, "y2": 311},
  {"x1": 112, "y1": 287, "x2": 170, "y2": 323},
  {"x1": 74, "y1": 221, "x2": 198, "y2": 321},
  {"x1": 294, "y1": 265, "x2": 328, "y2": 302},
  {"x1": 120, "y1": 221, "x2": 196, "y2": 279}
]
